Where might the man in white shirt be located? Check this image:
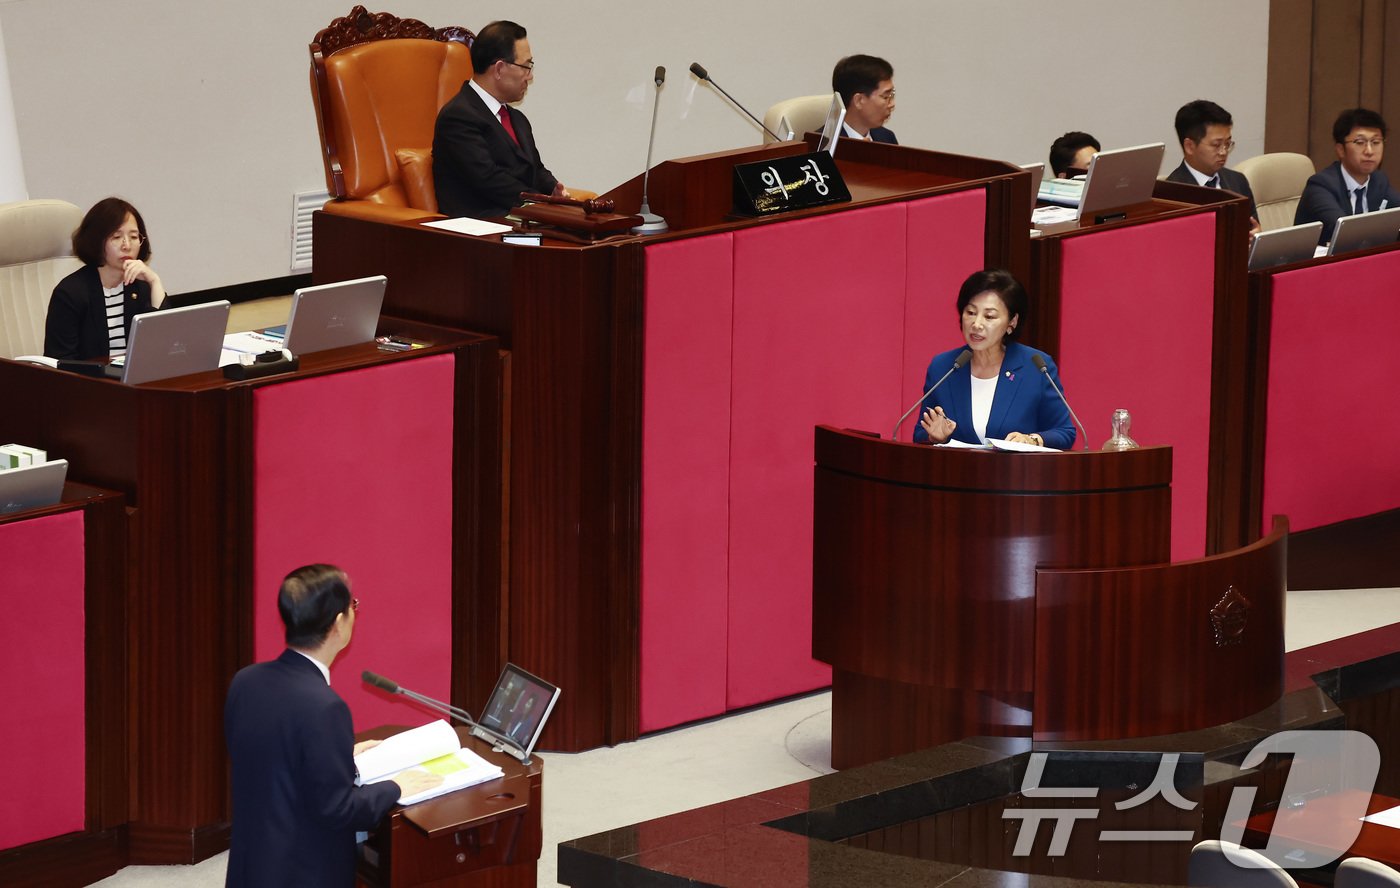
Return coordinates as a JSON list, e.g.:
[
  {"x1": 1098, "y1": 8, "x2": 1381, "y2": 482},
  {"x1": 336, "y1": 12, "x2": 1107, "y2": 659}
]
[
  {"x1": 1294, "y1": 107, "x2": 1400, "y2": 245},
  {"x1": 833, "y1": 55, "x2": 898, "y2": 144},
  {"x1": 1164, "y1": 99, "x2": 1259, "y2": 233}
]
